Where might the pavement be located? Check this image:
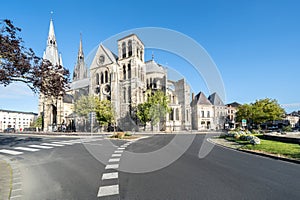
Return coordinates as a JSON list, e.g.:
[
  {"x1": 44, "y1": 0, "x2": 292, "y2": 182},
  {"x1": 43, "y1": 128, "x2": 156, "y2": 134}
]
[
  {"x1": 0, "y1": 132, "x2": 300, "y2": 199},
  {"x1": 0, "y1": 158, "x2": 11, "y2": 200}
]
